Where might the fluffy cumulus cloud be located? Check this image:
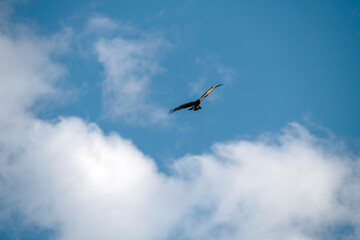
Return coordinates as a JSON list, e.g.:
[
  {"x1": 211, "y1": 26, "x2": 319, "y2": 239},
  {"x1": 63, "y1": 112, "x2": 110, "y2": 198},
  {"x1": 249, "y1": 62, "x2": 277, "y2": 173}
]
[
  {"x1": 1, "y1": 14, "x2": 360, "y2": 240},
  {"x1": 172, "y1": 125, "x2": 360, "y2": 239},
  {"x1": 1, "y1": 117, "x2": 190, "y2": 239}
]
